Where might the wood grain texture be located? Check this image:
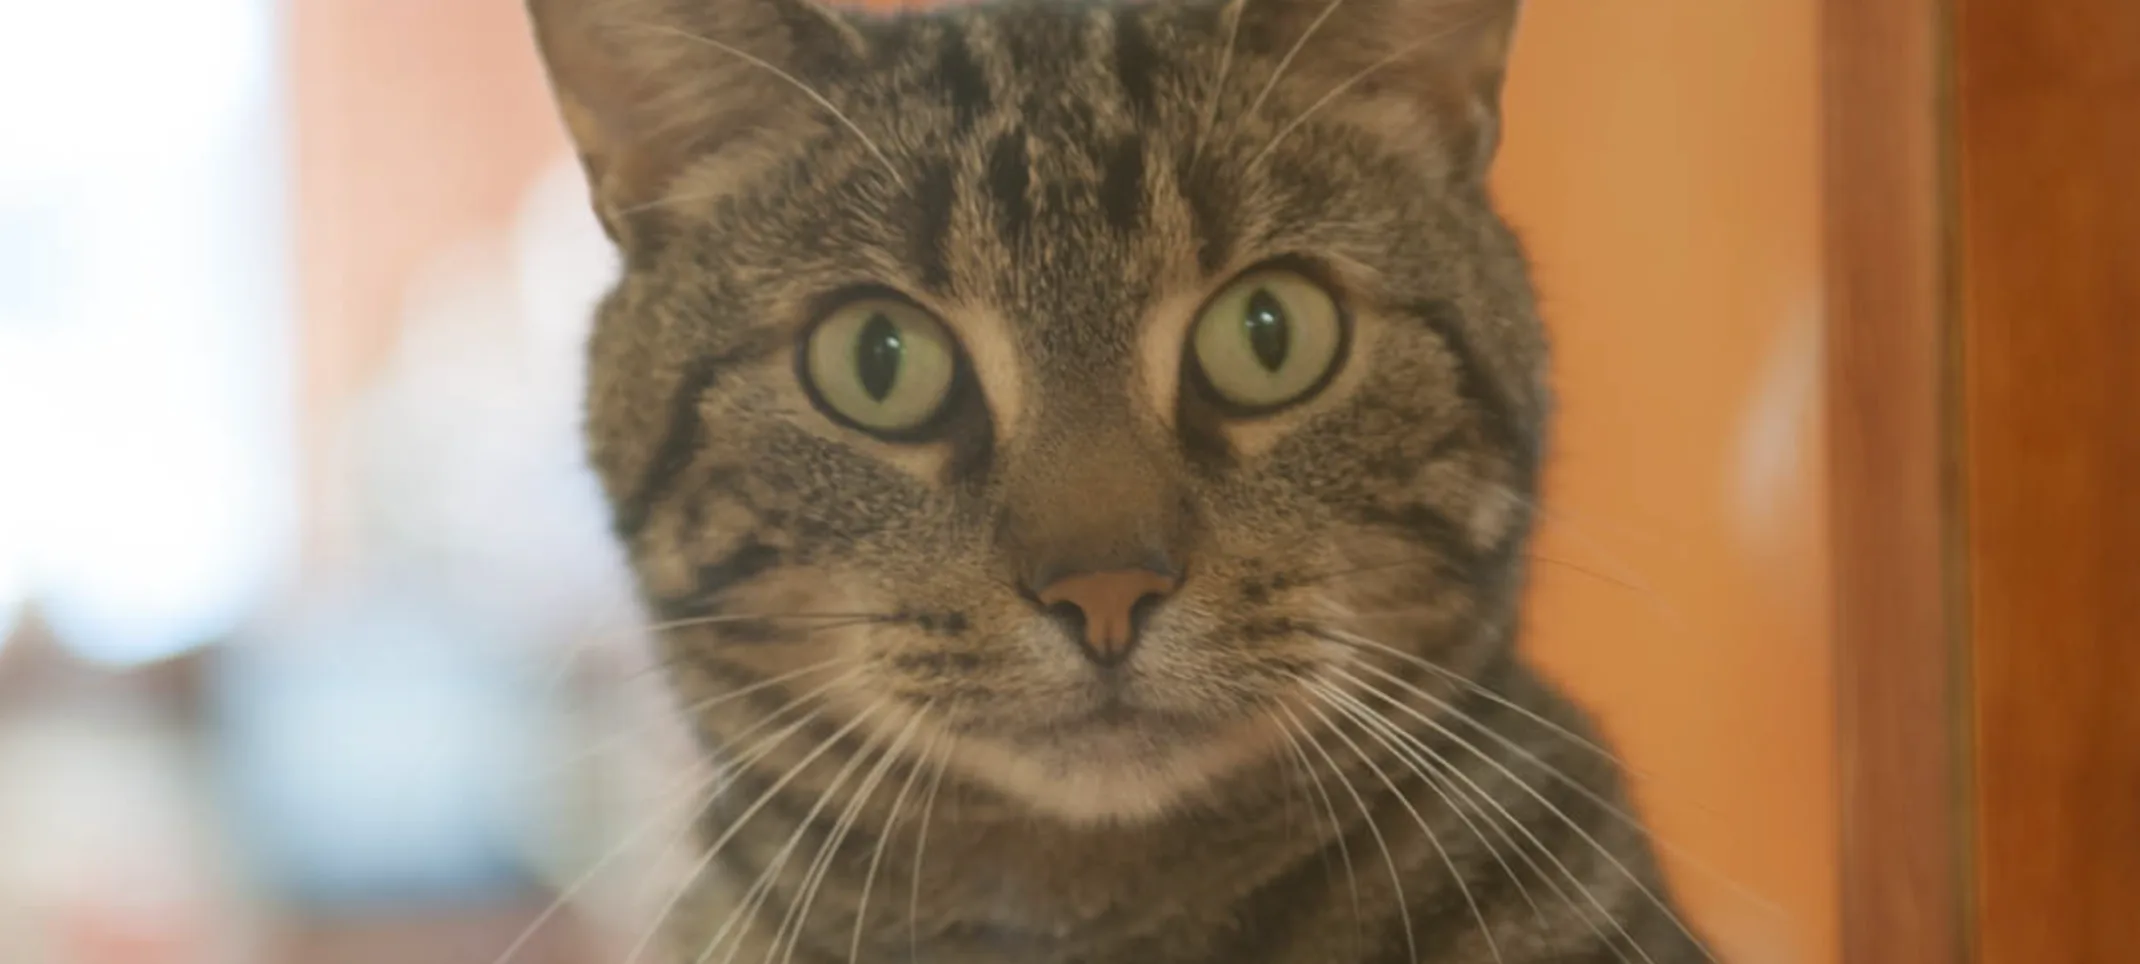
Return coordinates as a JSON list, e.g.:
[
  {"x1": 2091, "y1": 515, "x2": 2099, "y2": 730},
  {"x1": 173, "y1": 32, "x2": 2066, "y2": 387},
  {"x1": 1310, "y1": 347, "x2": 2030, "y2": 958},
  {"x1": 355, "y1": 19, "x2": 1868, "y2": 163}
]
[
  {"x1": 1821, "y1": 0, "x2": 1969, "y2": 961},
  {"x1": 1955, "y1": 0, "x2": 2140, "y2": 959}
]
